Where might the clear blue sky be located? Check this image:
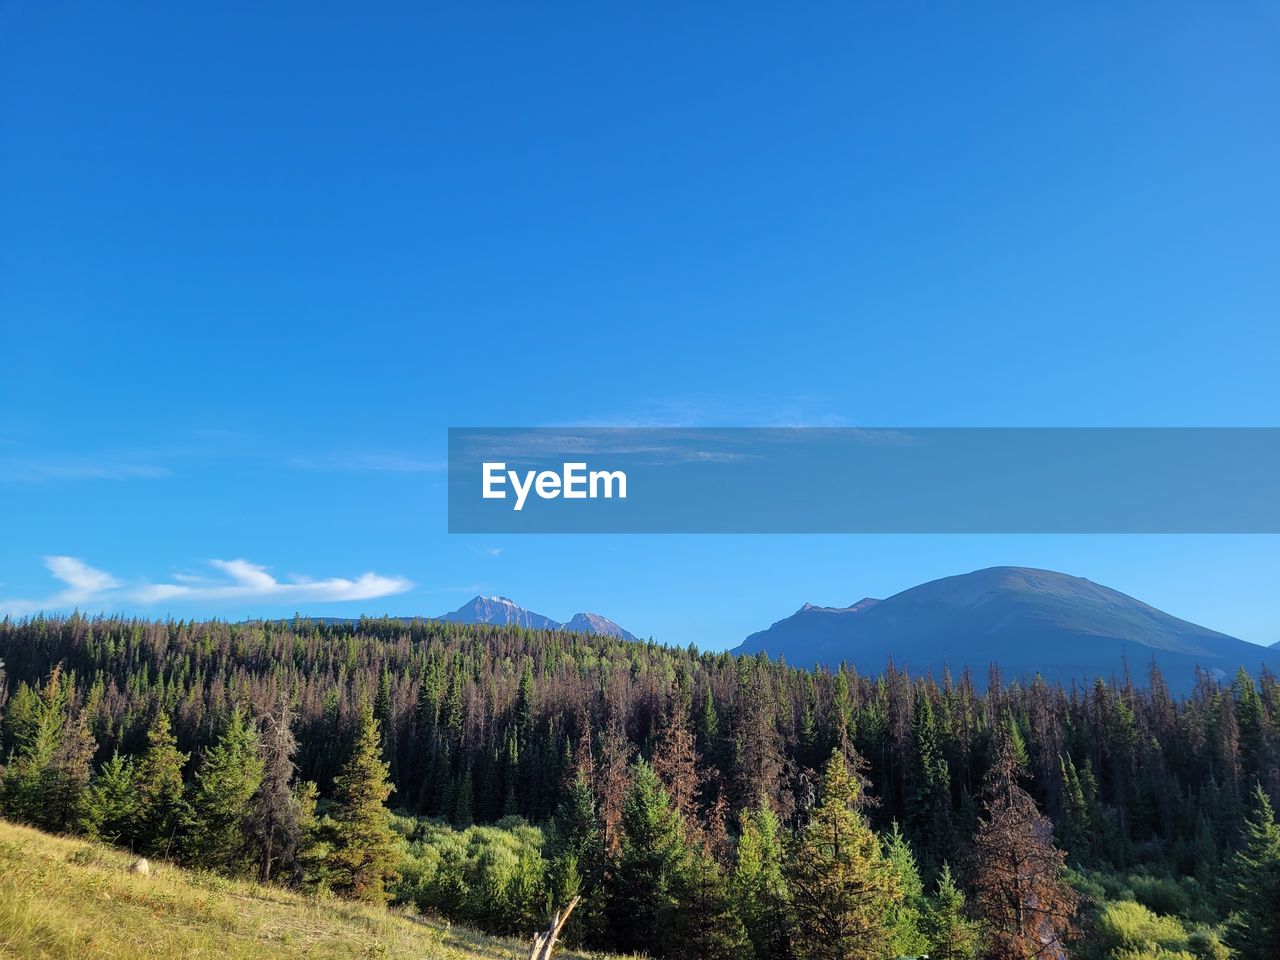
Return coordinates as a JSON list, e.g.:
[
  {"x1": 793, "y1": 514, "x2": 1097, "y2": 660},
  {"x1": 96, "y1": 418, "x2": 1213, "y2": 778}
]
[{"x1": 2, "y1": 2, "x2": 1277, "y2": 647}]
